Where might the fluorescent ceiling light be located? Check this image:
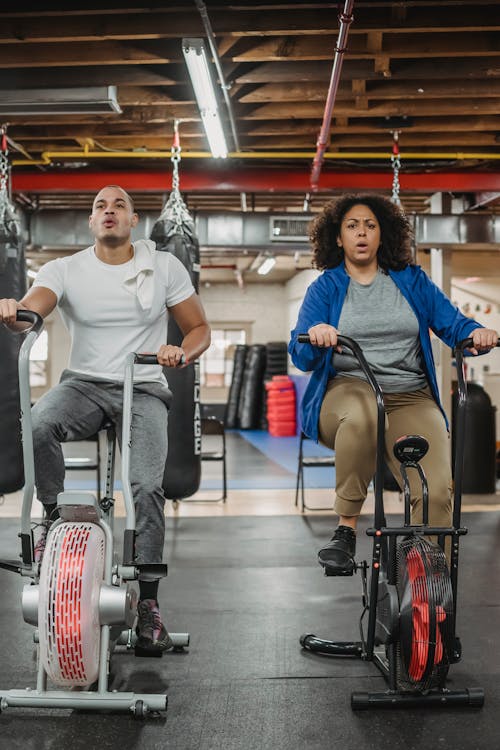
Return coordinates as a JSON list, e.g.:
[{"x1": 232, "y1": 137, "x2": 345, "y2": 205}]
[
  {"x1": 0, "y1": 86, "x2": 122, "y2": 115},
  {"x1": 182, "y1": 38, "x2": 228, "y2": 159},
  {"x1": 257, "y1": 256, "x2": 276, "y2": 275}
]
